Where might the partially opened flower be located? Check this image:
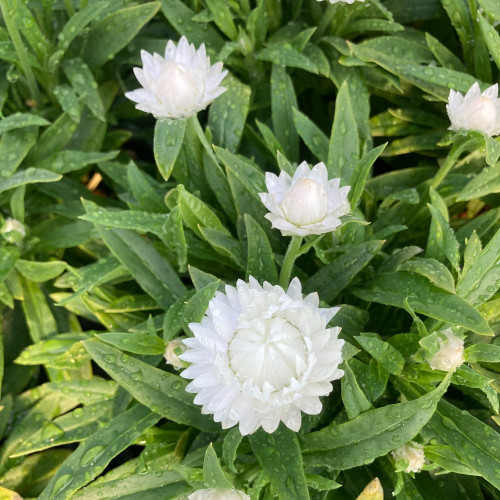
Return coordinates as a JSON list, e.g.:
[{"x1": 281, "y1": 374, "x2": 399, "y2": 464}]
[
  {"x1": 180, "y1": 277, "x2": 344, "y2": 435},
  {"x1": 259, "y1": 161, "x2": 351, "y2": 237},
  {"x1": 428, "y1": 328, "x2": 464, "y2": 372},
  {"x1": 391, "y1": 441, "x2": 425, "y2": 473},
  {"x1": 125, "y1": 36, "x2": 227, "y2": 119},
  {"x1": 188, "y1": 488, "x2": 249, "y2": 500},
  {"x1": 447, "y1": 82, "x2": 500, "y2": 136}
]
